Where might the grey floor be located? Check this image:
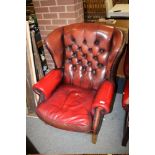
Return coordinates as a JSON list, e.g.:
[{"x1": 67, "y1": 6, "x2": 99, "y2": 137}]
[{"x1": 26, "y1": 93, "x2": 129, "y2": 154}]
